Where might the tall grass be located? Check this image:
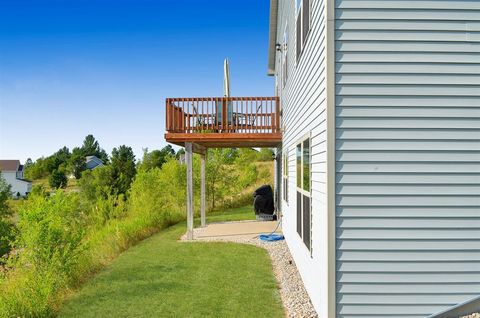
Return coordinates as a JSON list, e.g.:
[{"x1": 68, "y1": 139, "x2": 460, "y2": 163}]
[
  {"x1": 0, "y1": 155, "x2": 273, "y2": 317},
  {"x1": 0, "y1": 161, "x2": 186, "y2": 317}
]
